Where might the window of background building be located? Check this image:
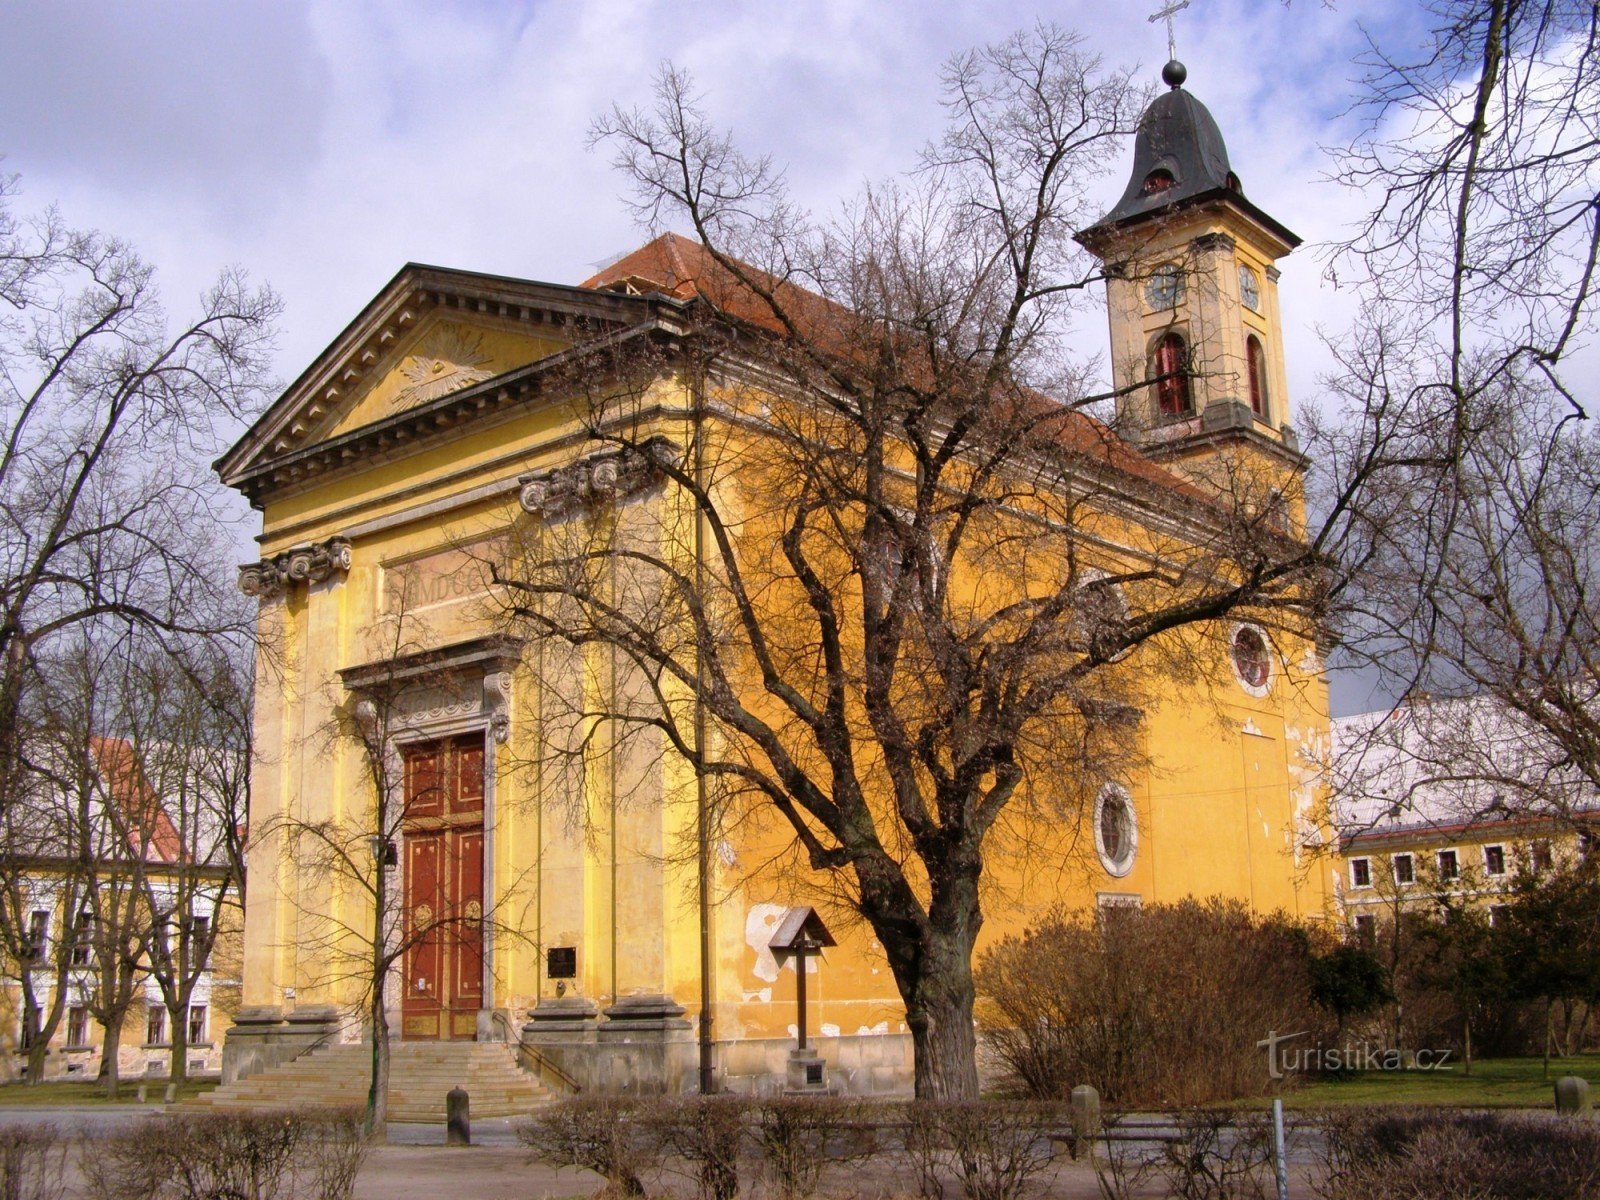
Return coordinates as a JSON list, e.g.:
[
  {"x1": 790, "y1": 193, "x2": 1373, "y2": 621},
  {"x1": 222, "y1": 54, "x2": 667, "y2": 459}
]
[
  {"x1": 67, "y1": 1006, "x2": 88, "y2": 1048},
  {"x1": 1437, "y1": 849, "x2": 1459, "y2": 881},
  {"x1": 1393, "y1": 853, "x2": 1416, "y2": 885},
  {"x1": 1489, "y1": 904, "x2": 1512, "y2": 927},
  {"x1": 146, "y1": 1006, "x2": 167, "y2": 1046},
  {"x1": 71, "y1": 911, "x2": 93, "y2": 966},
  {"x1": 1531, "y1": 840, "x2": 1554, "y2": 872},
  {"x1": 1484, "y1": 844, "x2": 1506, "y2": 876},
  {"x1": 1353, "y1": 914, "x2": 1377, "y2": 945},
  {"x1": 188, "y1": 1005, "x2": 207, "y2": 1046},
  {"x1": 1349, "y1": 858, "x2": 1371, "y2": 888},
  {"x1": 25, "y1": 910, "x2": 47, "y2": 960}
]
